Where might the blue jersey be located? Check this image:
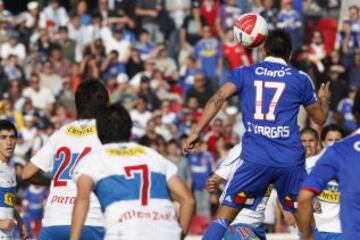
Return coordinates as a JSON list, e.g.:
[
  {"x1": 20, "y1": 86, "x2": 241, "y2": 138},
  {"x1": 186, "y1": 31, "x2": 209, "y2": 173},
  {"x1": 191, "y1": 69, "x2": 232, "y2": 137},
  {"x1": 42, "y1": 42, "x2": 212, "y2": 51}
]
[
  {"x1": 302, "y1": 130, "x2": 360, "y2": 240},
  {"x1": 227, "y1": 57, "x2": 317, "y2": 167},
  {"x1": 187, "y1": 151, "x2": 214, "y2": 190}
]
